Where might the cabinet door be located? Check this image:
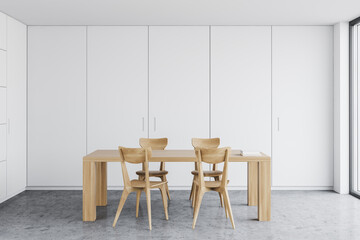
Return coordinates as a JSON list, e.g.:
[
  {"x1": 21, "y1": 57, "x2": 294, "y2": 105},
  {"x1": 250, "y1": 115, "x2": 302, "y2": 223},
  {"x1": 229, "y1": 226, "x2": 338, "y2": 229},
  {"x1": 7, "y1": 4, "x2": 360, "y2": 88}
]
[
  {"x1": 272, "y1": 26, "x2": 333, "y2": 187},
  {"x1": 0, "y1": 88, "x2": 6, "y2": 124},
  {"x1": 0, "y1": 12, "x2": 6, "y2": 50},
  {"x1": 149, "y1": 26, "x2": 209, "y2": 186},
  {"x1": 211, "y1": 26, "x2": 272, "y2": 187},
  {"x1": 0, "y1": 161, "x2": 6, "y2": 200},
  {"x1": 87, "y1": 26, "x2": 148, "y2": 186},
  {"x1": 0, "y1": 125, "x2": 5, "y2": 161},
  {"x1": 0, "y1": 51, "x2": 6, "y2": 86},
  {"x1": 6, "y1": 17, "x2": 27, "y2": 195},
  {"x1": 28, "y1": 27, "x2": 86, "y2": 186}
]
